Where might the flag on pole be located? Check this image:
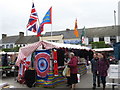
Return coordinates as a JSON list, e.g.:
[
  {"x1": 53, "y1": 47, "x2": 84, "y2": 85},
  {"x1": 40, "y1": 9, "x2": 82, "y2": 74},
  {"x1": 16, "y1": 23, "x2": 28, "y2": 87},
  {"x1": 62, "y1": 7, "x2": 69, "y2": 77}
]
[
  {"x1": 81, "y1": 26, "x2": 85, "y2": 45},
  {"x1": 27, "y1": 2, "x2": 40, "y2": 33},
  {"x1": 37, "y1": 7, "x2": 52, "y2": 36},
  {"x1": 74, "y1": 19, "x2": 79, "y2": 37},
  {"x1": 41, "y1": 7, "x2": 52, "y2": 25}
]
